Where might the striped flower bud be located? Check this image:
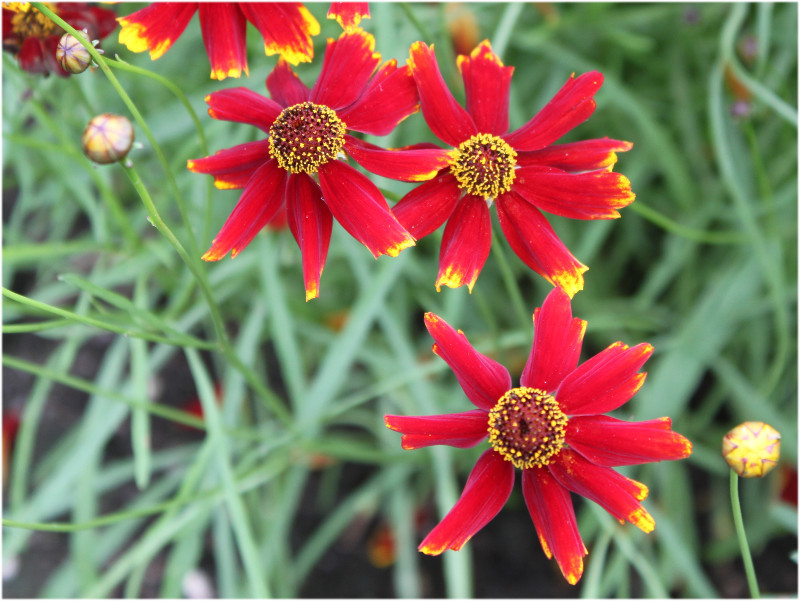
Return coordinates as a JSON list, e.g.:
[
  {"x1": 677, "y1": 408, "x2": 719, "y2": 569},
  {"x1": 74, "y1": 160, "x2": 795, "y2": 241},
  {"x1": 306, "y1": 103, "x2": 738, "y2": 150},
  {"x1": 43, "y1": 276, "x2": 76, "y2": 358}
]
[
  {"x1": 56, "y1": 31, "x2": 91, "y2": 74},
  {"x1": 81, "y1": 114, "x2": 134, "y2": 165}
]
